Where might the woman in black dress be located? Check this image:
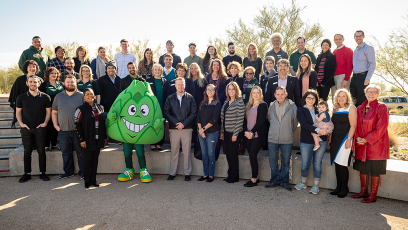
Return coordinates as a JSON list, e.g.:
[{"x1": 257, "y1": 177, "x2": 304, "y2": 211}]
[{"x1": 329, "y1": 88, "x2": 357, "y2": 198}]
